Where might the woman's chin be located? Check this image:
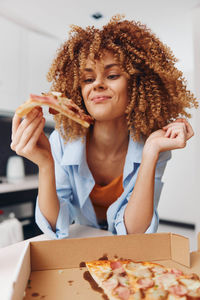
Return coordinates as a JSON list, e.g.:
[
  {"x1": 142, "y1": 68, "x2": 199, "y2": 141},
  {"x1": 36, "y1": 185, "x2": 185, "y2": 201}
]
[
  {"x1": 88, "y1": 111, "x2": 112, "y2": 122},
  {"x1": 87, "y1": 108, "x2": 126, "y2": 123}
]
